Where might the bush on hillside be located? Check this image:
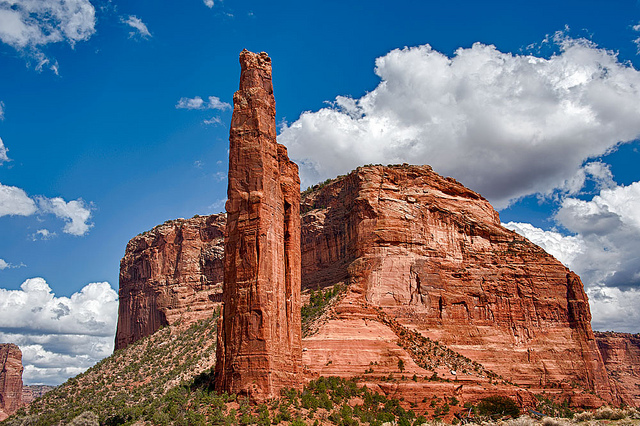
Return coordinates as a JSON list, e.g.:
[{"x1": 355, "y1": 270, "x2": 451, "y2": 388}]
[{"x1": 475, "y1": 395, "x2": 520, "y2": 419}]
